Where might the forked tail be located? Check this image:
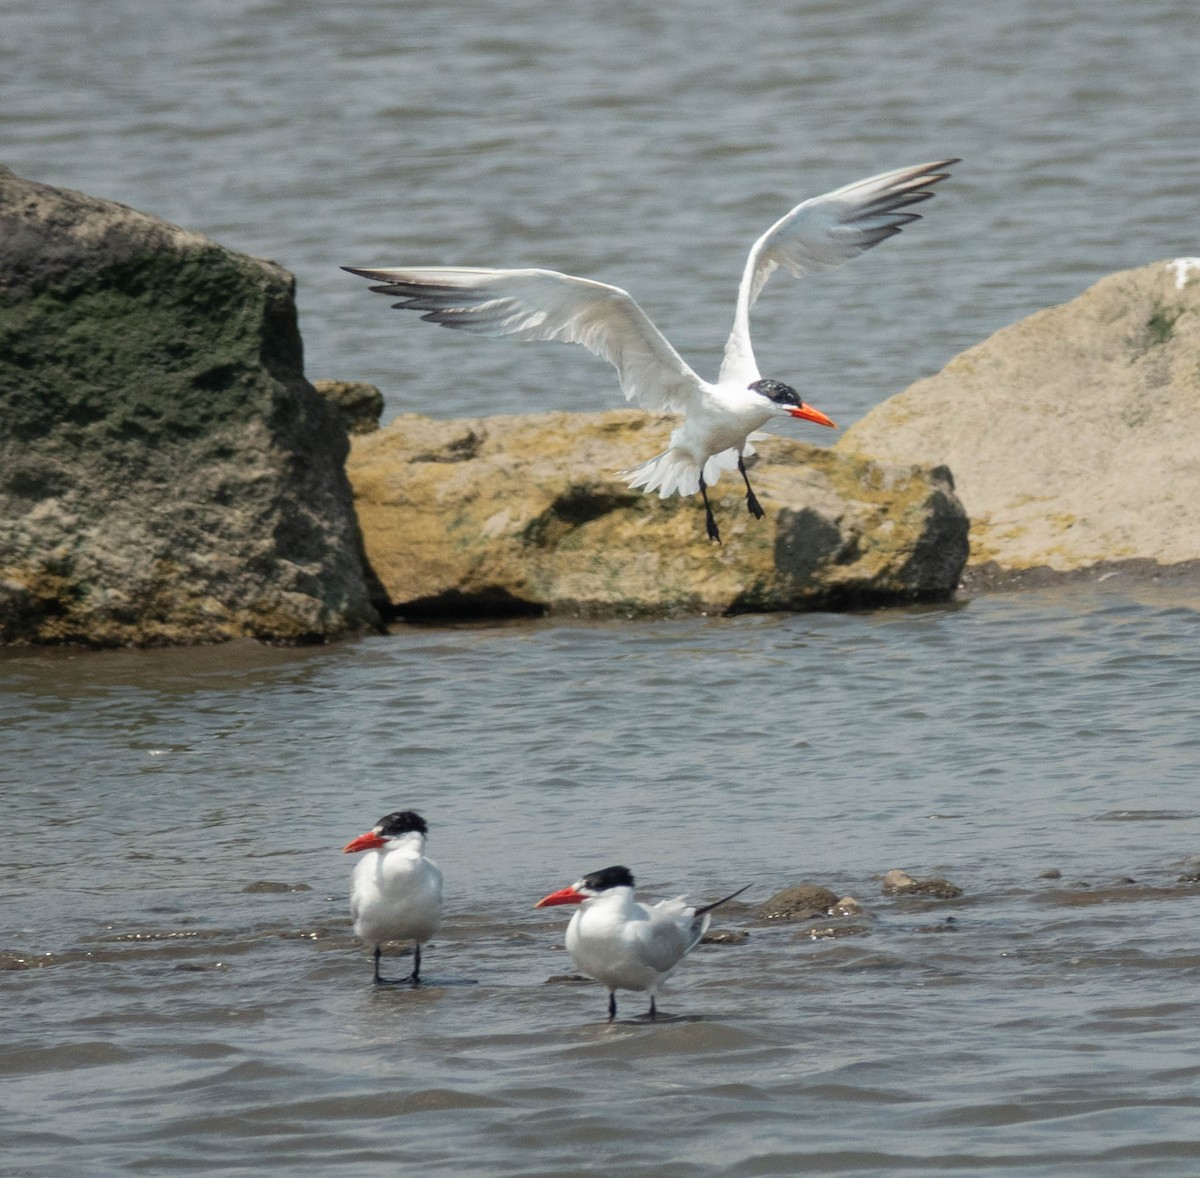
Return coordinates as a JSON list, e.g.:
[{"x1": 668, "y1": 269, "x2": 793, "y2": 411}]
[
  {"x1": 687, "y1": 884, "x2": 752, "y2": 952},
  {"x1": 695, "y1": 883, "x2": 752, "y2": 917}
]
